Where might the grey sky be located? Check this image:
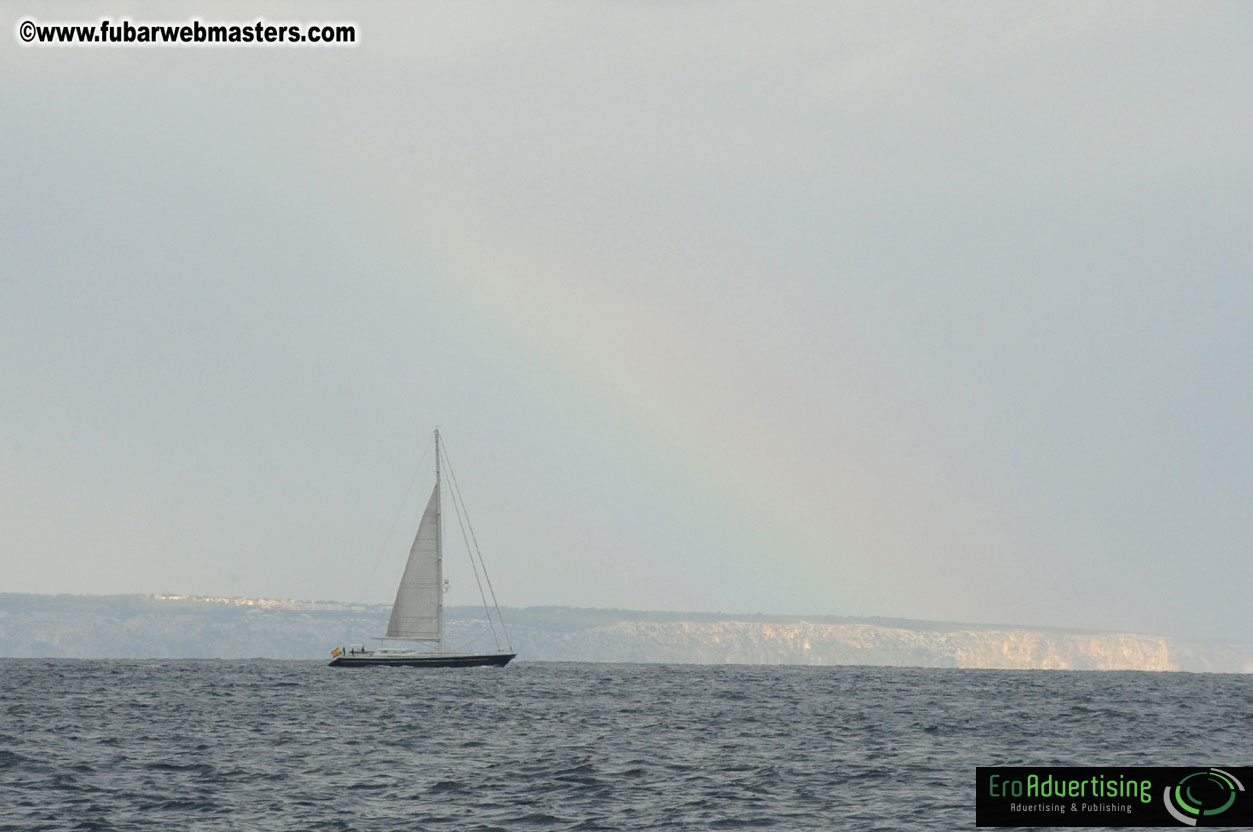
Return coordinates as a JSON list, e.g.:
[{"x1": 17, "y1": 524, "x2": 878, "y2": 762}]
[{"x1": 2, "y1": 2, "x2": 1250, "y2": 641}]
